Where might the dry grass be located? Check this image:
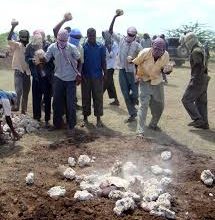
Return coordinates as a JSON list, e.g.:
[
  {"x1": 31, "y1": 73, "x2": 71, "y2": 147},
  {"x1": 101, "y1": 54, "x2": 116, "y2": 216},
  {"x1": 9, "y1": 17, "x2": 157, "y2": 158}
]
[{"x1": 0, "y1": 61, "x2": 215, "y2": 157}]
